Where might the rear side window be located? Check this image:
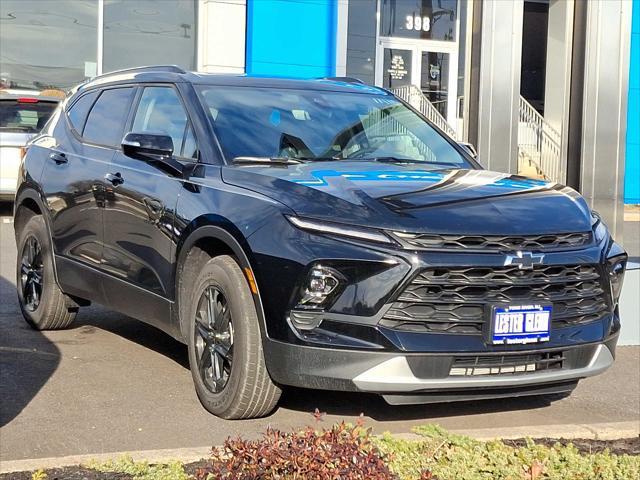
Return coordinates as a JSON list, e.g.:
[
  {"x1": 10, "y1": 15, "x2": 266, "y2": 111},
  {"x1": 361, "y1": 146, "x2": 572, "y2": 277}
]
[
  {"x1": 67, "y1": 91, "x2": 98, "y2": 133},
  {"x1": 0, "y1": 98, "x2": 58, "y2": 133},
  {"x1": 132, "y1": 86, "x2": 197, "y2": 159},
  {"x1": 83, "y1": 87, "x2": 135, "y2": 147}
]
